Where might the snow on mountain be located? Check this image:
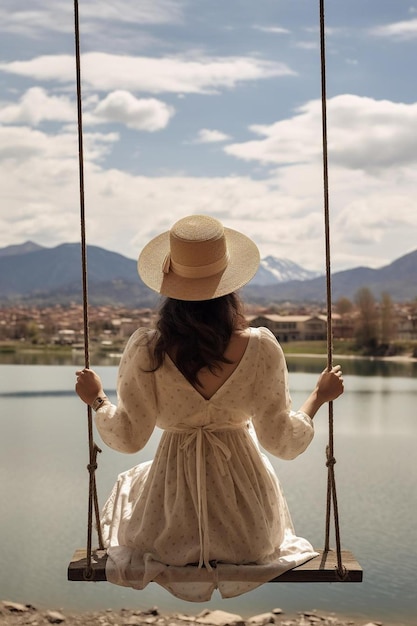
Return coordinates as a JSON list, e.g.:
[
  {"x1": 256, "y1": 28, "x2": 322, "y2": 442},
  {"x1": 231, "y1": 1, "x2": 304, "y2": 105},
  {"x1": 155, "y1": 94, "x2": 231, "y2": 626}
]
[{"x1": 253, "y1": 255, "x2": 322, "y2": 286}]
